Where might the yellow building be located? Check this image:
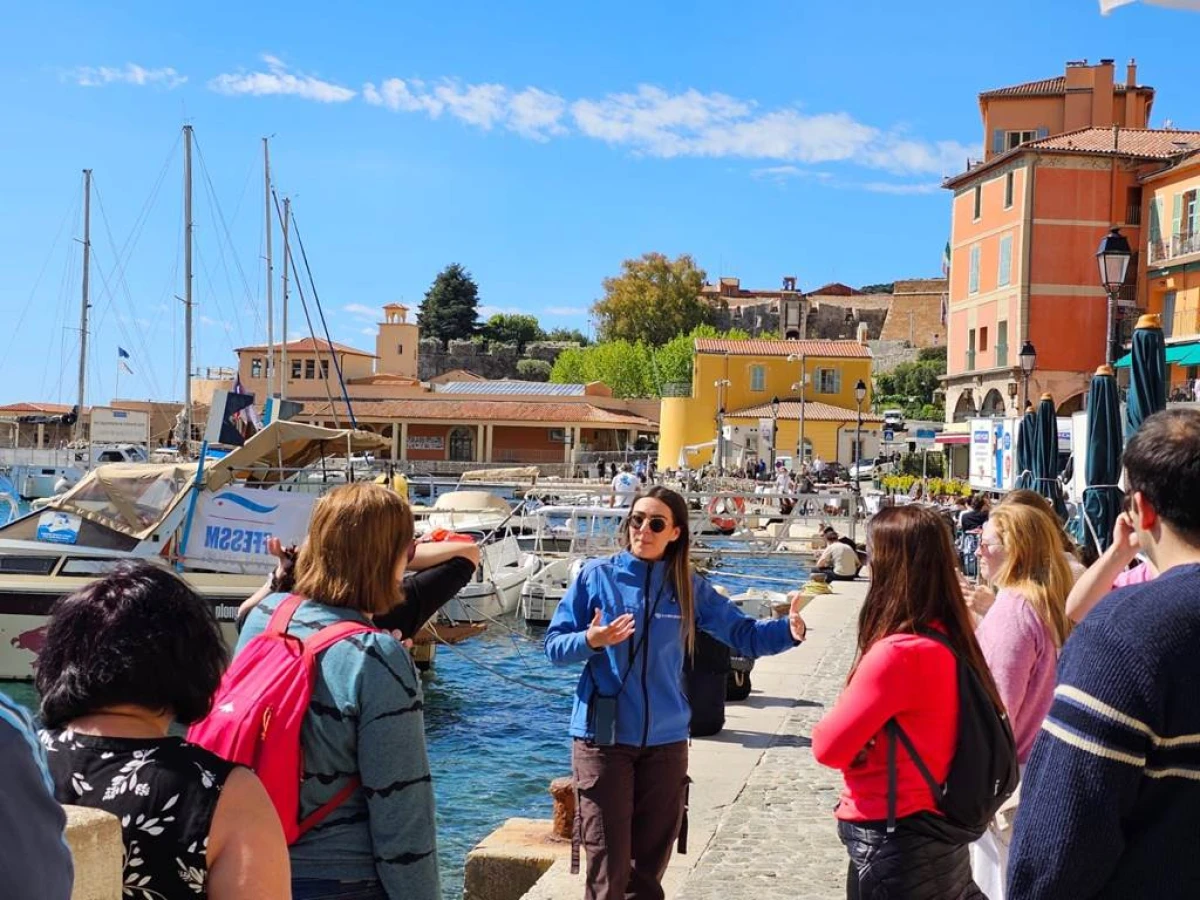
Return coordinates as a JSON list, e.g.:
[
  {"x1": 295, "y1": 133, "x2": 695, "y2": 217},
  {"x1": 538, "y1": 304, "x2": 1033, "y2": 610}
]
[
  {"x1": 658, "y1": 338, "x2": 882, "y2": 471},
  {"x1": 1140, "y1": 153, "x2": 1200, "y2": 392}
]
